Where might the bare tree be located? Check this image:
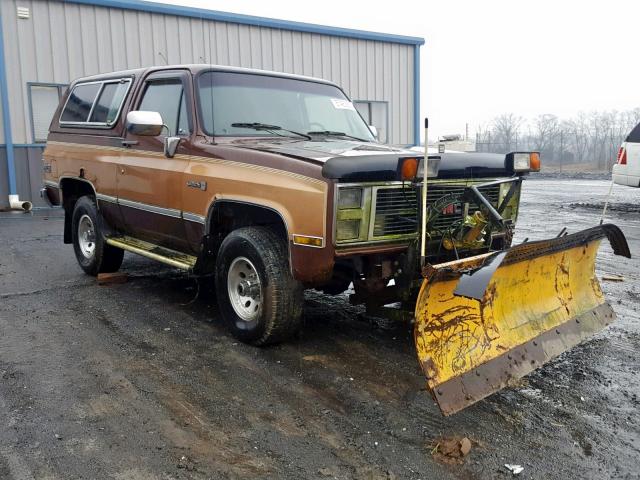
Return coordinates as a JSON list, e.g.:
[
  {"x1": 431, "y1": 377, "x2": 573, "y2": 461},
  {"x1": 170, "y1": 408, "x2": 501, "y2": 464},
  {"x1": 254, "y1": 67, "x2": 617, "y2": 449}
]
[
  {"x1": 492, "y1": 113, "x2": 523, "y2": 152},
  {"x1": 562, "y1": 113, "x2": 590, "y2": 165},
  {"x1": 532, "y1": 114, "x2": 559, "y2": 152},
  {"x1": 475, "y1": 123, "x2": 493, "y2": 152},
  {"x1": 475, "y1": 108, "x2": 640, "y2": 171}
]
